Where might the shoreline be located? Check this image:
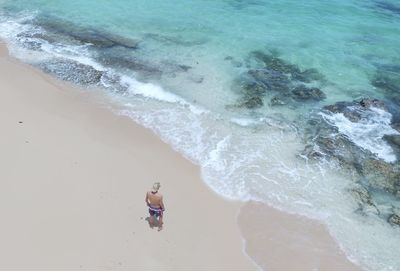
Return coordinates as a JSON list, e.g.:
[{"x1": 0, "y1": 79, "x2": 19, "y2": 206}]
[
  {"x1": 0, "y1": 42, "x2": 365, "y2": 271},
  {"x1": 238, "y1": 201, "x2": 363, "y2": 271}
]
